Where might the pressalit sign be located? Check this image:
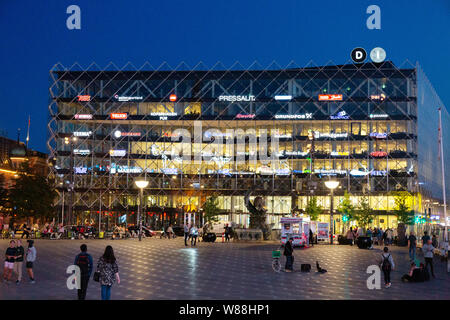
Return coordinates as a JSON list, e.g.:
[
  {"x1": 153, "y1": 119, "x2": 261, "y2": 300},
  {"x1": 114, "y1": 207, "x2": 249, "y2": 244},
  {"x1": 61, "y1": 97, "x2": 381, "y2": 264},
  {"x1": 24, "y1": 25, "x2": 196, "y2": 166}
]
[{"x1": 218, "y1": 95, "x2": 255, "y2": 102}]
